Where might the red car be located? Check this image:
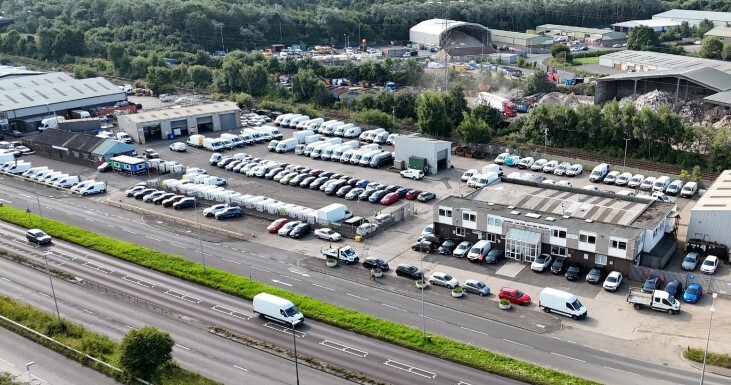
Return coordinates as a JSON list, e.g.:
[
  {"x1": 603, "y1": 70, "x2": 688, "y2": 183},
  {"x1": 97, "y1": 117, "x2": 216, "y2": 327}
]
[
  {"x1": 267, "y1": 218, "x2": 289, "y2": 233},
  {"x1": 405, "y1": 189, "x2": 422, "y2": 200},
  {"x1": 380, "y1": 192, "x2": 400, "y2": 205},
  {"x1": 308, "y1": 169, "x2": 324, "y2": 177},
  {"x1": 498, "y1": 287, "x2": 531, "y2": 305}
]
